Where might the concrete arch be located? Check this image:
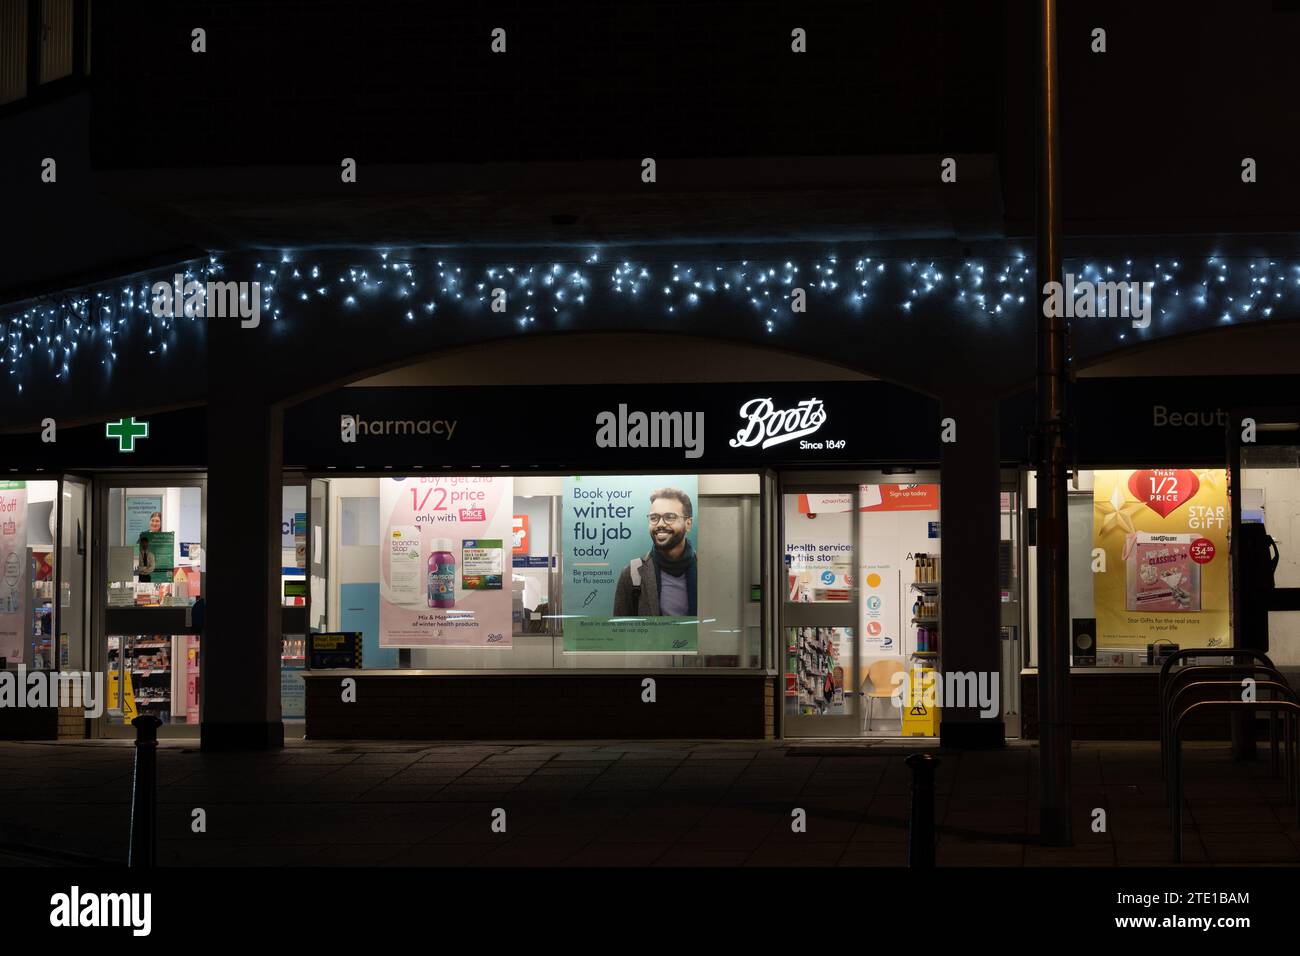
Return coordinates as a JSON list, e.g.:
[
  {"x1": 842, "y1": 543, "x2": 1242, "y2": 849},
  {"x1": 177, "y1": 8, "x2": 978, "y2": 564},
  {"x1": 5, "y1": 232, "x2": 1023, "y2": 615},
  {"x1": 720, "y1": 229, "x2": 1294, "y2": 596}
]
[
  {"x1": 1076, "y1": 318, "x2": 1300, "y2": 379},
  {"x1": 277, "y1": 329, "x2": 941, "y2": 410}
]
